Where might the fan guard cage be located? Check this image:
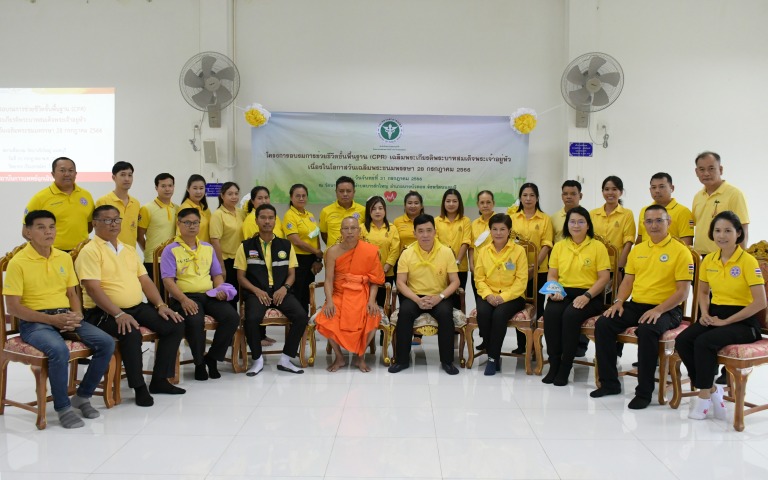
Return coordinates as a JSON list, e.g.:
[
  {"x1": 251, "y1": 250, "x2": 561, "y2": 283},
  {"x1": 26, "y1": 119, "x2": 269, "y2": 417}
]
[
  {"x1": 561, "y1": 52, "x2": 623, "y2": 113},
  {"x1": 179, "y1": 51, "x2": 240, "y2": 111}
]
